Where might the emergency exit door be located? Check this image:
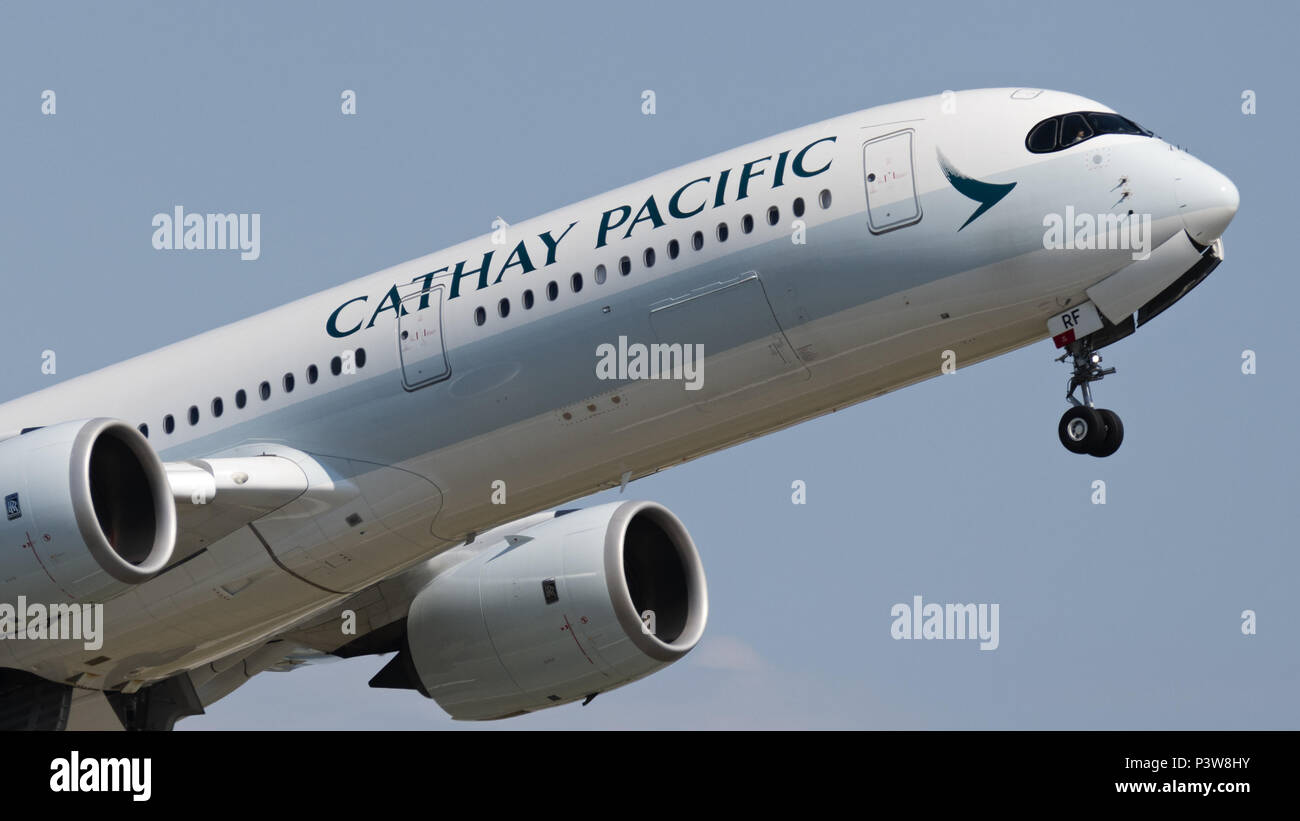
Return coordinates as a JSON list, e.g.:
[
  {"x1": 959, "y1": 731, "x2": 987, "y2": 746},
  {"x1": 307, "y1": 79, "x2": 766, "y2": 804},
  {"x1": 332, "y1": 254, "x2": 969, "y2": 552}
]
[{"x1": 398, "y1": 284, "x2": 451, "y2": 389}]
